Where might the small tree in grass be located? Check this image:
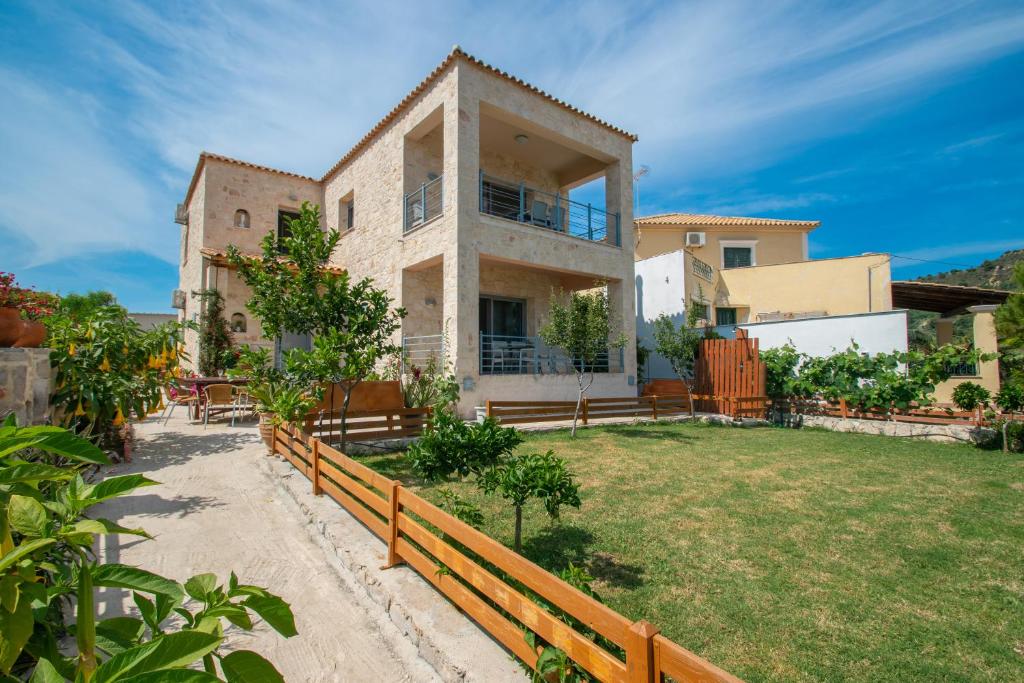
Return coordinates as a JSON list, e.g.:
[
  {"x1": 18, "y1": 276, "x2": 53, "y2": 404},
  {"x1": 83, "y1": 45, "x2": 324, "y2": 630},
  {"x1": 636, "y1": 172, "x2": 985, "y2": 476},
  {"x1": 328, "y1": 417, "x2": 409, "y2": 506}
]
[
  {"x1": 994, "y1": 384, "x2": 1024, "y2": 452},
  {"x1": 478, "y1": 451, "x2": 581, "y2": 552},
  {"x1": 538, "y1": 287, "x2": 627, "y2": 436},
  {"x1": 651, "y1": 303, "x2": 704, "y2": 414},
  {"x1": 952, "y1": 382, "x2": 991, "y2": 423},
  {"x1": 193, "y1": 288, "x2": 234, "y2": 376}
]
